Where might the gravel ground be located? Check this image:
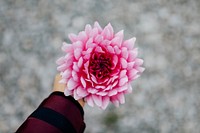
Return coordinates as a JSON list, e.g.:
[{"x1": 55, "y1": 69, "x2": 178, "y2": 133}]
[{"x1": 0, "y1": 0, "x2": 200, "y2": 133}]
